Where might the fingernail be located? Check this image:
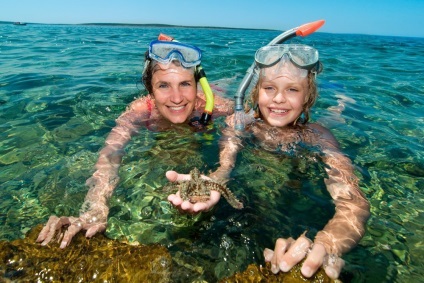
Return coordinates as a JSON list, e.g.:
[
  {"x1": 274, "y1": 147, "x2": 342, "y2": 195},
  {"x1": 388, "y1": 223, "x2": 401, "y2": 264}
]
[
  {"x1": 271, "y1": 264, "x2": 279, "y2": 274},
  {"x1": 279, "y1": 261, "x2": 289, "y2": 272},
  {"x1": 326, "y1": 268, "x2": 337, "y2": 279},
  {"x1": 301, "y1": 266, "x2": 312, "y2": 277},
  {"x1": 60, "y1": 241, "x2": 67, "y2": 249}
]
